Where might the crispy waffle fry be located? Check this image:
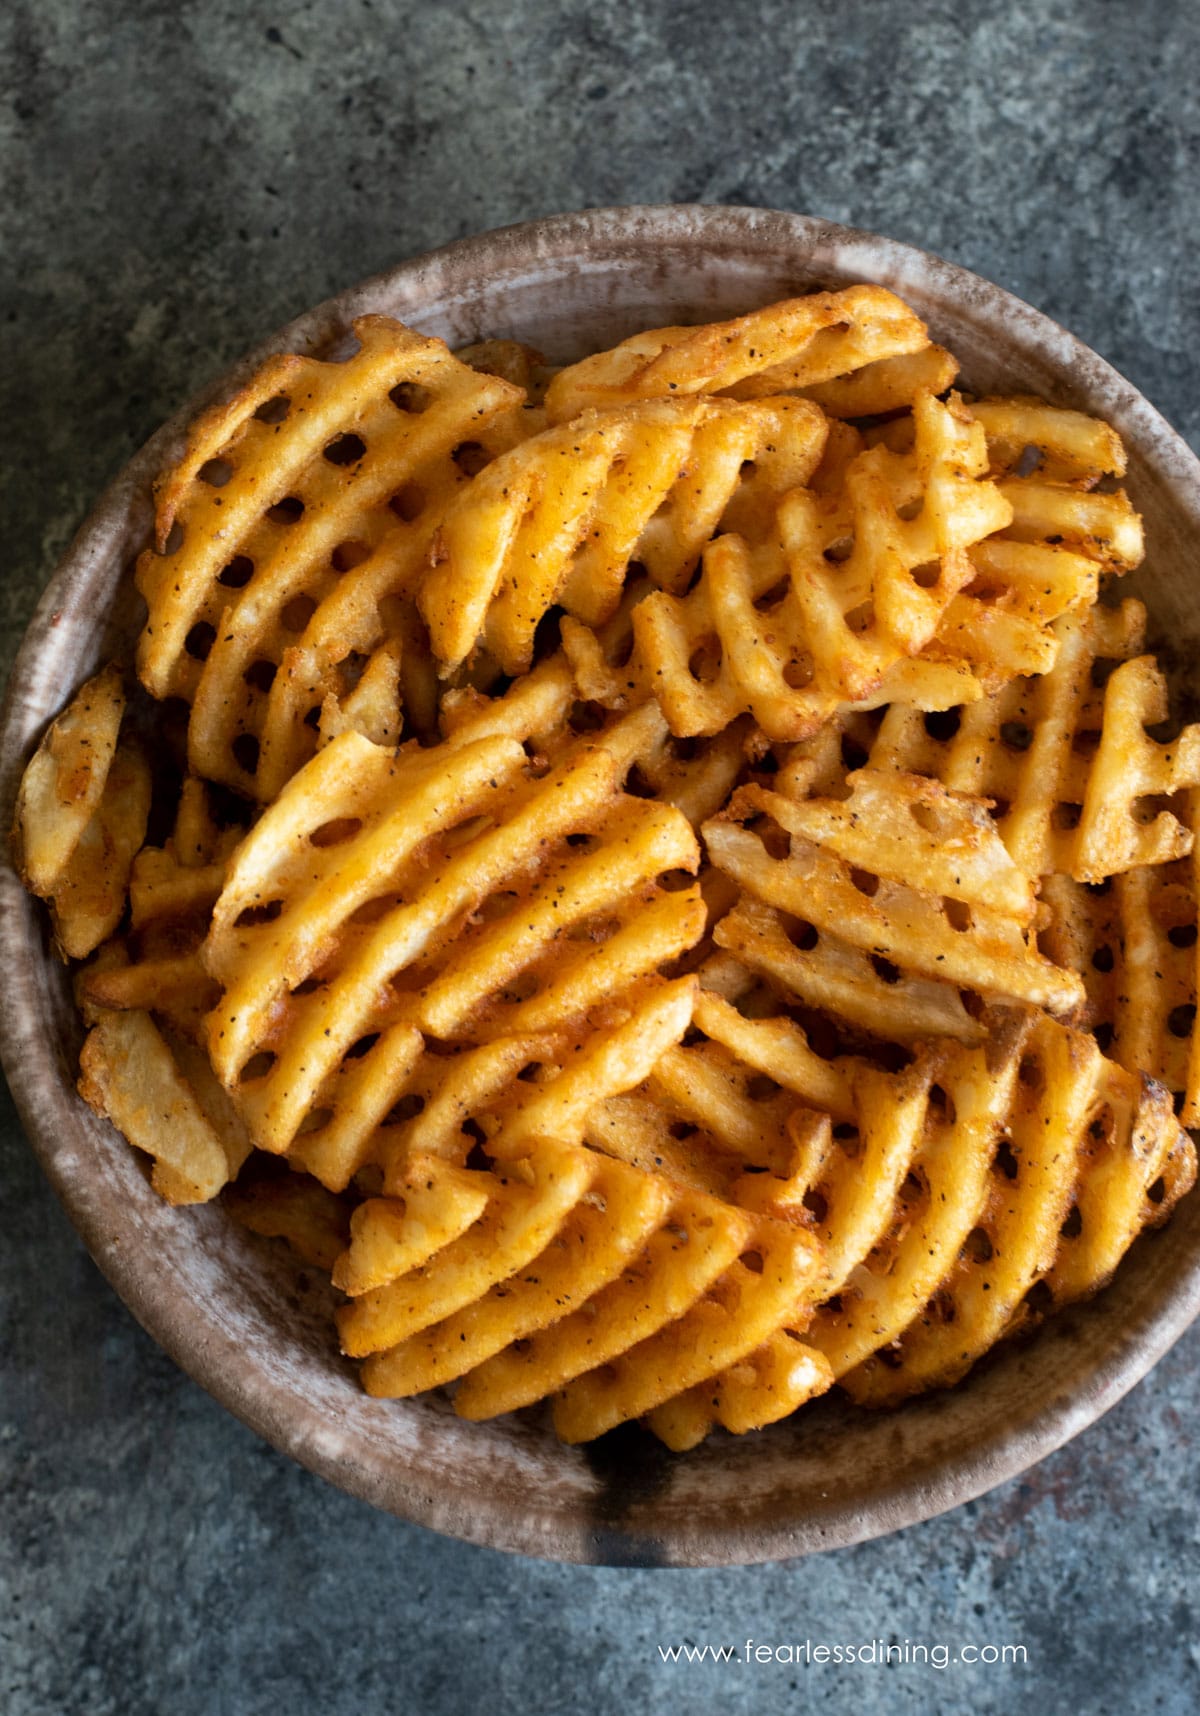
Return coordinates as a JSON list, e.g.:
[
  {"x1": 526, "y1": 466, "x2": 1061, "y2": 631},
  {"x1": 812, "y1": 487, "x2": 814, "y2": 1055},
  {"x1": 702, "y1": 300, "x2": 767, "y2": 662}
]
[
  {"x1": 899, "y1": 394, "x2": 1143, "y2": 691},
  {"x1": 349, "y1": 981, "x2": 696, "y2": 1199},
  {"x1": 1041, "y1": 863, "x2": 1200, "y2": 1123},
  {"x1": 839, "y1": 1026, "x2": 1195, "y2": 1405},
  {"x1": 351, "y1": 1135, "x2": 825, "y2": 1445},
  {"x1": 136, "y1": 316, "x2": 527, "y2": 800},
  {"x1": 801, "y1": 345, "x2": 958, "y2": 418},
  {"x1": 204, "y1": 729, "x2": 702, "y2": 1166},
  {"x1": 417, "y1": 396, "x2": 825, "y2": 675},
  {"x1": 704, "y1": 771, "x2": 1084, "y2": 1041},
  {"x1": 867, "y1": 601, "x2": 1200, "y2": 881},
  {"x1": 349, "y1": 1146, "x2": 673, "y2": 1392},
  {"x1": 74, "y1": 774, "x2": 242, "y2": 1042},
  {"x1": 584, "y1": 983, "x2": 853, "y2": 1198},
  {"x1": 552, "y1": 1225, "x2": 819, "y2": 1444},
  {"x1": 972, "y1": 396, "x2": 1144, "y2": 569},
  {"x1": 645, "y1": 990, "x2": 1192, "y2": 1409},
  {"x1": 13, "y1": 666, "x2": 124, "y2": 895},
  {"x1": 631, "y1": 391, "x2": 1011, "y2": 739},
  {"x1": 544, "y1": 286, "x2": 932, "y2": 420},
  {"x1": 12, "y1": 667, "x2": 151, "y2": 959},
  {"x1": 645, "y1": 1333, "x2": 834, "y2": 1452}
]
